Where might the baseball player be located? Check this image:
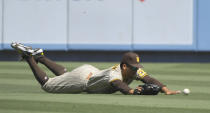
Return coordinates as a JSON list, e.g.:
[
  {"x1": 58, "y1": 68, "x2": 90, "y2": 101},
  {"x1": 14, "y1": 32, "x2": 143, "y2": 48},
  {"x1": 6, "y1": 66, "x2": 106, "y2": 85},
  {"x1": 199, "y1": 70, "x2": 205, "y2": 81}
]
[{"x1": 11, "y1": 42, "x2": 181, "y2": 95}]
